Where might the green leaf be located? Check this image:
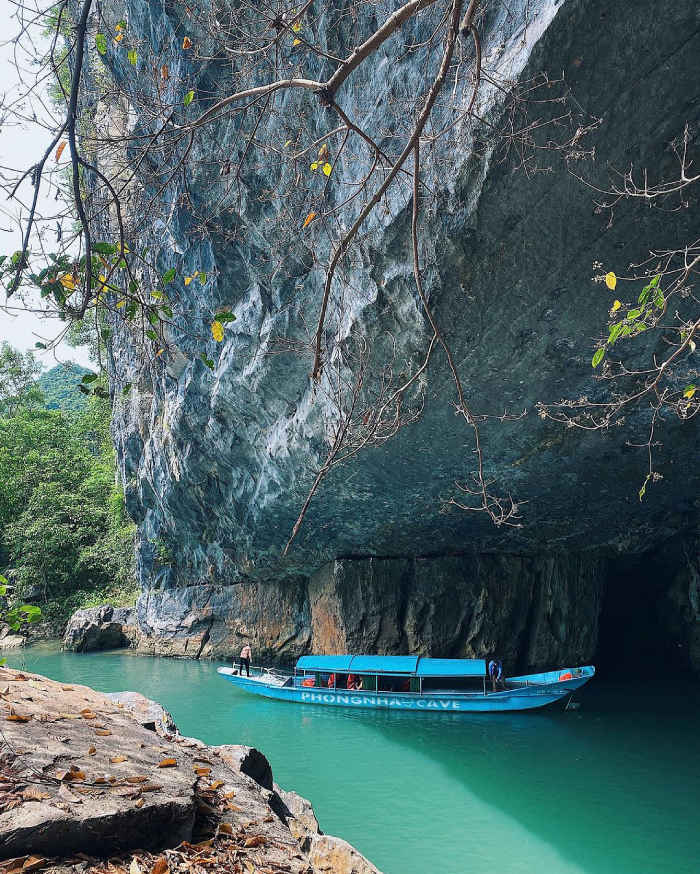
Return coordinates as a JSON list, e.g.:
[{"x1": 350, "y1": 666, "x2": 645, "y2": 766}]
[
  {"x1": 95, "y1": 33, "x2": 107, "y2": 55},
  {"x1": 78, "y1": 384, "x2": 91, "y2": 395},
  {"x1": 162, "y1": 268, "x2": 176, "y2": 284},
  {"x1": 653, "y1": 290, "x2": 664, "y2": 309},
  {"x1": 101, "y1": 328, "x2": 112, "y2": 342},
  {"x1": 125, "y1": 301, "x2": 139, "y2": 320},
  {"x1": 93, "y1": 242, "x2": 117, "y2": 255},
  {"x1": 81, "y1": 373, "x2": 98, "y2": 384},
  {"x1": 147, "y1": 311, "x2": 159, "y2": 326},
  {"x1": 116, "y1": 19, "x2": 127, "y2": 30},
  {"x1": 34, "y1": 342, "x2": 47, "y2": 349},
  {"x1": 183, "y1": 90, "x2": 195, "y2": 107},
  {"x1": 609, "y1": 324, "x2": 623, "y2": 345},
  {"x1": 626, "y1": 308, "x2": 642, "y2": 320},
  {"x1": 650, "y1": 275, "x2": 660, "y2": 287},
  {"x1": 199, "y1": 271, "x2": 207, "y2": 284},
  {"x1": 639, "y1": 474, "x2": 650, "y2": 502},
  {"x1": 122, "y1": 382, "x2": 132, "y2": 395},
  {"x1": 0, "y1": 574, "x2": 8, "y2": 587},
  {"x1": 127, "y1": 49, "x2": 138, "y2": 66},
  {"x1": 160, "y1": 305, "x2": 173, "y2": 319},
  {"x1": 215, "y1": 311, "x2": 236, "y2": 324},
  {"x1": 592, "y1": 347, "x2": 605, "y2": 368},
  {"x1": 146, "y1": 329, "x2": 158, "y2": 341},
  {"x1": 200, "y1": 354, "x2": 215, "y2": 370}
]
